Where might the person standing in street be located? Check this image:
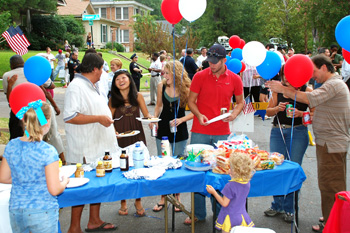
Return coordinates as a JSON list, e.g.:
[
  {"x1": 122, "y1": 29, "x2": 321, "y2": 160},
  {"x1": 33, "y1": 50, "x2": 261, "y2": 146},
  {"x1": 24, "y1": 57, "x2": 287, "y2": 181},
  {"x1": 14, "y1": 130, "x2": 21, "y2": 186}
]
[
  {"x1": 68, "y1": 51, "x2": 80, "y2": 82},
  {"x1": 129, "y1": 53, "x2": 143, "y2": 91},
  {"x1": 185, "y1": 44, "x2": 244, "y2": 225},
  {"x1": 147, "y1": 53, "x2": 162, "y2": 106},
  {"x1": 64, "y1": 53, "x2": 118, "y2": 233},
  {"x1": 266, "y1": 54, "x2": 350, "y2": 232},
  {"x1": 182, "y1": 48, "x2": 199, "y2": 80},
  {"x1": 196, "y1": 47, "x2": 207, "y2": 69}
]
